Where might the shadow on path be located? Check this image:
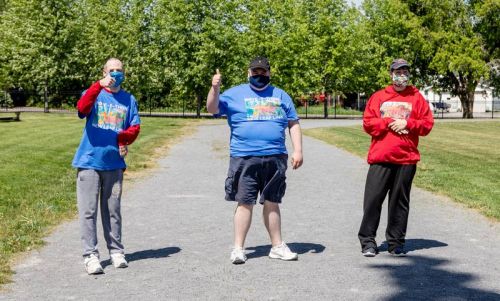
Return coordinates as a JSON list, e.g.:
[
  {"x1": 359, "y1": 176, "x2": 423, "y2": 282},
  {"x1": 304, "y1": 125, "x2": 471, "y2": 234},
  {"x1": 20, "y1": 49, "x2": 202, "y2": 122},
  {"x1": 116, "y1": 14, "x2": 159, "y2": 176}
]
[
  {"x1": 246, "y1": 242, "x2": 325, "y2": 259},
  {"x1": 378, "y1": 238, "x2": 448, "y2": 253},
  {"x1": 101, "y1": 246, "x2": 181, "y2": 268},
  {"x1": 368, "y1": 254, "x2": 500, "y2": 300}
]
